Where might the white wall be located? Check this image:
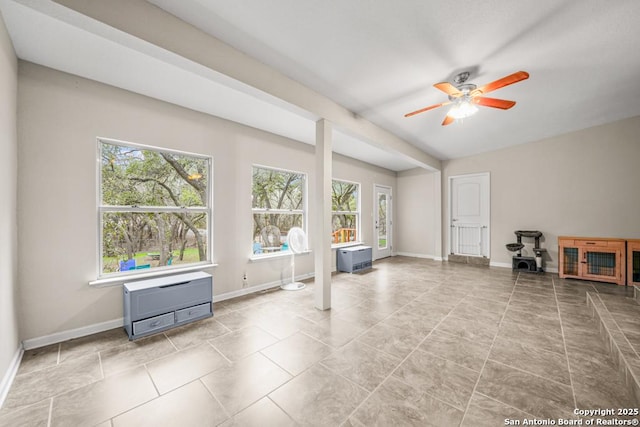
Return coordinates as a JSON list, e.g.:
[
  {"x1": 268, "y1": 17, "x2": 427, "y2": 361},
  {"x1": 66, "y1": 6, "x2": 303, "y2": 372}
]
[
  {"x1": 17, "y1": 62, "x2": 396, "y2": 341},
  {"x1": 442, "y1": 116, "x2": 640, "y2": 271},
  {"x1": 0, "y1": 10, "x2": 20, "y2": 392},
  {"x1": 396, "y1": 168, "x2": 441, "y2": 259}
]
